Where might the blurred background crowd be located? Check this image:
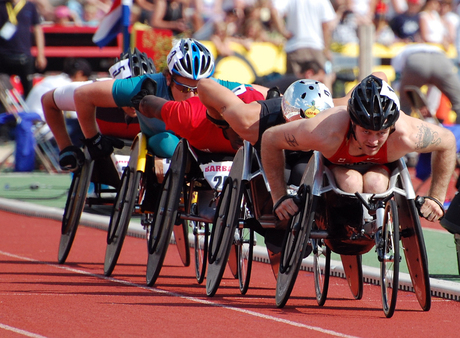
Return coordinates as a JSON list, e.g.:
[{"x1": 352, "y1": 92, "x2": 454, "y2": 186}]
[
  {"x1": 2, "y1": 0, "x2": 460, "y2": 170},
  {"x1": 28, "y1": 0, "x2": 460, "y2": 56}
]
